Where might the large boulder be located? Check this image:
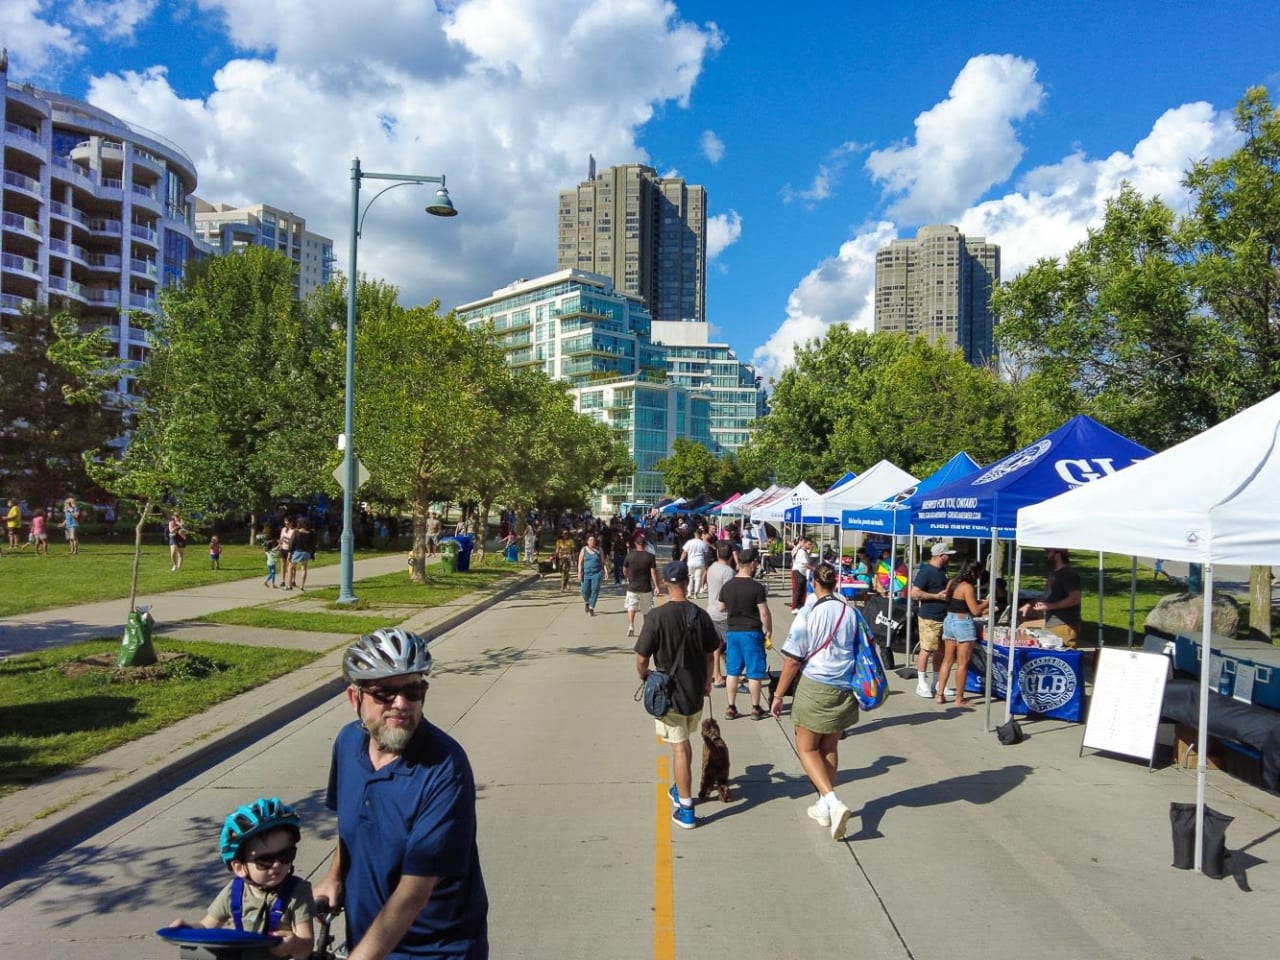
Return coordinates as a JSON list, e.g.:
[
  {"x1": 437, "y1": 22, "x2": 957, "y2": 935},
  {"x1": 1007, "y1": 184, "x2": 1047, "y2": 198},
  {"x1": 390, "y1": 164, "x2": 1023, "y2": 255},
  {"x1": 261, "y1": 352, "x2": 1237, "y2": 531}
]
[{"x1": 1144, "y1": 592, "x2": 1240, "y2": 639}]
